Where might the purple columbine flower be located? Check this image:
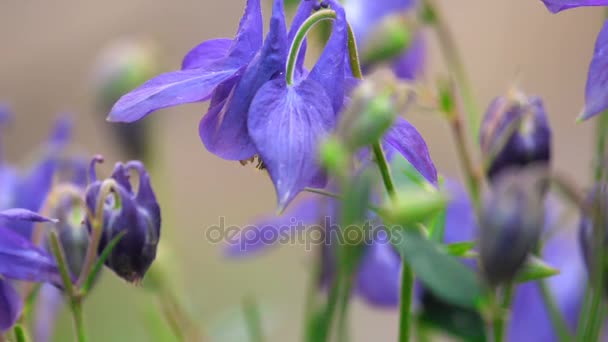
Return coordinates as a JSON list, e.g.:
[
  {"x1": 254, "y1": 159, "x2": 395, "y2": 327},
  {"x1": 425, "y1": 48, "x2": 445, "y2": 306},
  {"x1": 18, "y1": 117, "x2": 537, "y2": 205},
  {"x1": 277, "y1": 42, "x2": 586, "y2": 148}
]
[
  {"x1": 344, "y1": 0, "x2": 426, "y2": 80},
  {"x1": 0, "y1": 107, "x2": 75, "y2": 238},
  {"x1": 85, "y1": 157, "x2": 161, "y2": 283},
  {"x1": 0, "y1": 209, "x2": 62, "y2": 332}
]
